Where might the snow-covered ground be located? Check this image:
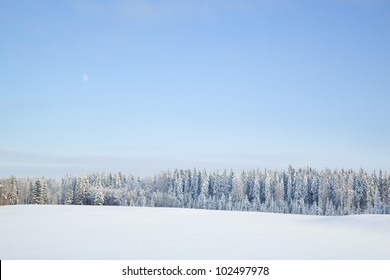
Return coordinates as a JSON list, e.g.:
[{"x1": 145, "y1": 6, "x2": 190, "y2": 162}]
[{"x1": 0, "y1": 205, "x2": 389, "y2": 259}]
